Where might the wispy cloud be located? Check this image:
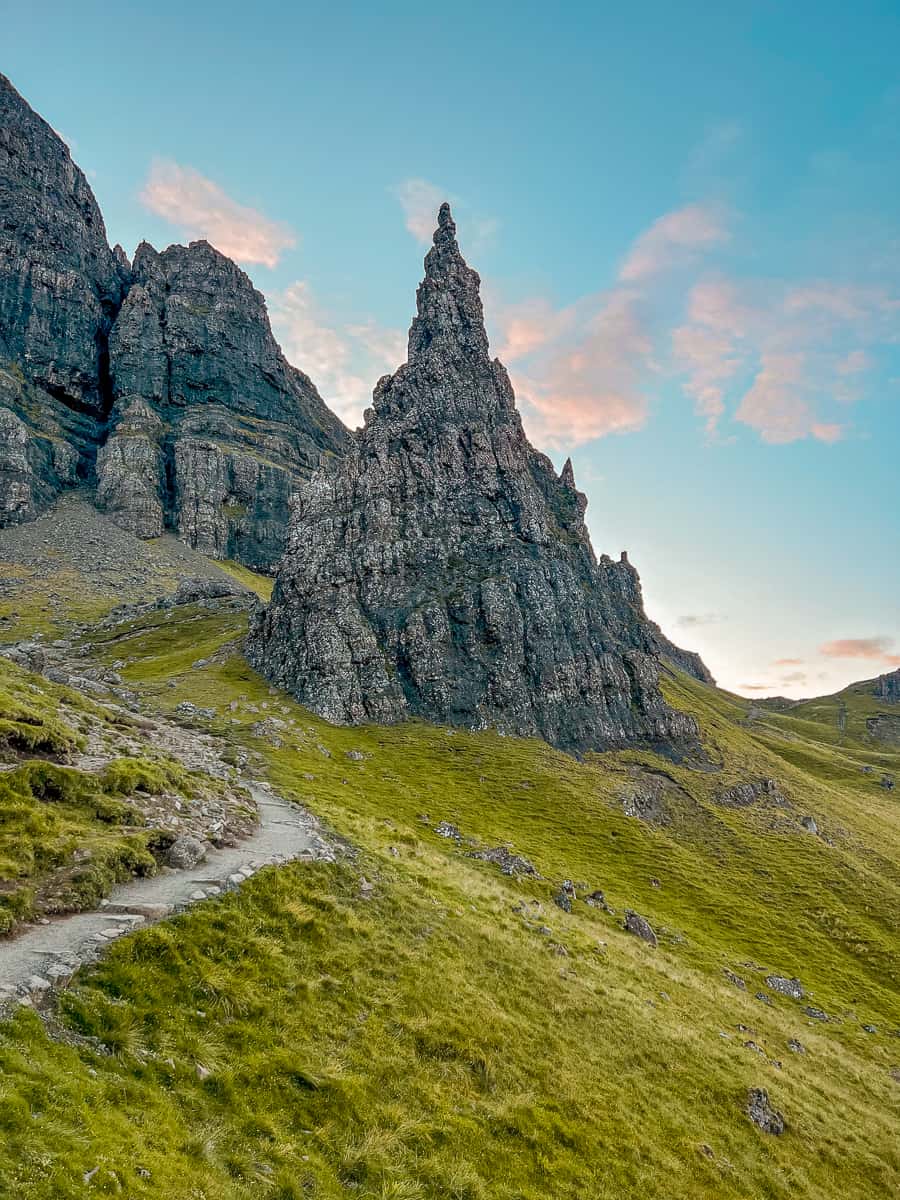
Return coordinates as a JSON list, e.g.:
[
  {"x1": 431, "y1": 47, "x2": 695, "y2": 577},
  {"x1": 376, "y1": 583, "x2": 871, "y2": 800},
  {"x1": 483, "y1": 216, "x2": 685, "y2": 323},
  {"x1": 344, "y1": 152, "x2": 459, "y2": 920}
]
[
  {"x1": 676, "y1": 612, "x2": 723, "y2": 628},
  {"x1": 773, "y1": 657, "x2": 803, "y2": 666},
  {"x1": 618, "y1": 204, "x2": 728, "y2": 283},
  {"x1": 673, "y1": 274, "x2": 896, "y2": 444},
  {"x1": 270, "y1": 281, "x2": 403, "y2": 425},
  {"x1": 393, "y1": 178, "x2": 499, "y2": 252},
  {"x1": 140, "y1": 158, "x2": 296, "y2": 268},
  {"x1": 819, "y1": 636, "x2": 900, "y2": 664},
  {"x1": 394, "y1": 178, "x2": 451, "y2": 245},
  {"x1": 492, "y1": 204, "x2": 727, "y2": 449}
]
